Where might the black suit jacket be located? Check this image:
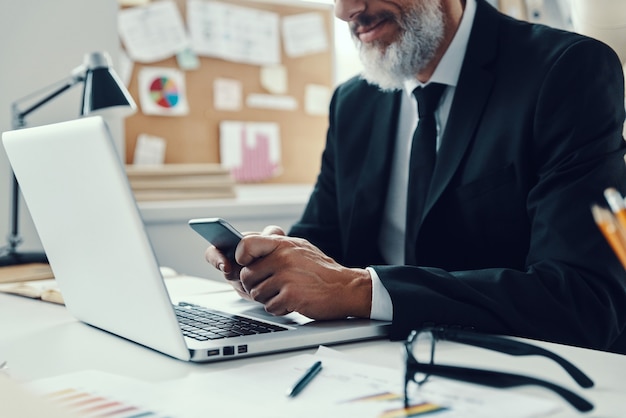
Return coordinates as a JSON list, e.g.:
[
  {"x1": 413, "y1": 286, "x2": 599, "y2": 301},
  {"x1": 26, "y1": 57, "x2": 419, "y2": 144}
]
[{"x1": 289, "y1": 0, "x2": 626, "y2": 353}]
